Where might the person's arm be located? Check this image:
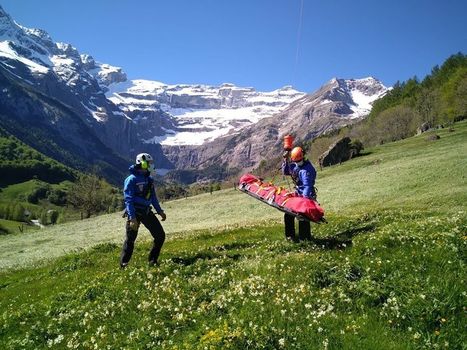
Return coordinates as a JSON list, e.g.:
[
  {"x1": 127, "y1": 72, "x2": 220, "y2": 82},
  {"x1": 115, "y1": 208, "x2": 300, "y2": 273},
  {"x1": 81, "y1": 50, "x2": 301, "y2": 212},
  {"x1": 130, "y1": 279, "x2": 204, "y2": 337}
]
[
  {"x1": 149, "y1": 179, "x2": 165, "y2": 219},
  {"x1": 300, "y1": 166, "x2": 317, "y2": 198},
  {"x1": 282, "y1": 159, "x2": 293, "y2": 175},
  {"x1": 123, "y1": 176, "x2": 137, "y2": 220}
]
